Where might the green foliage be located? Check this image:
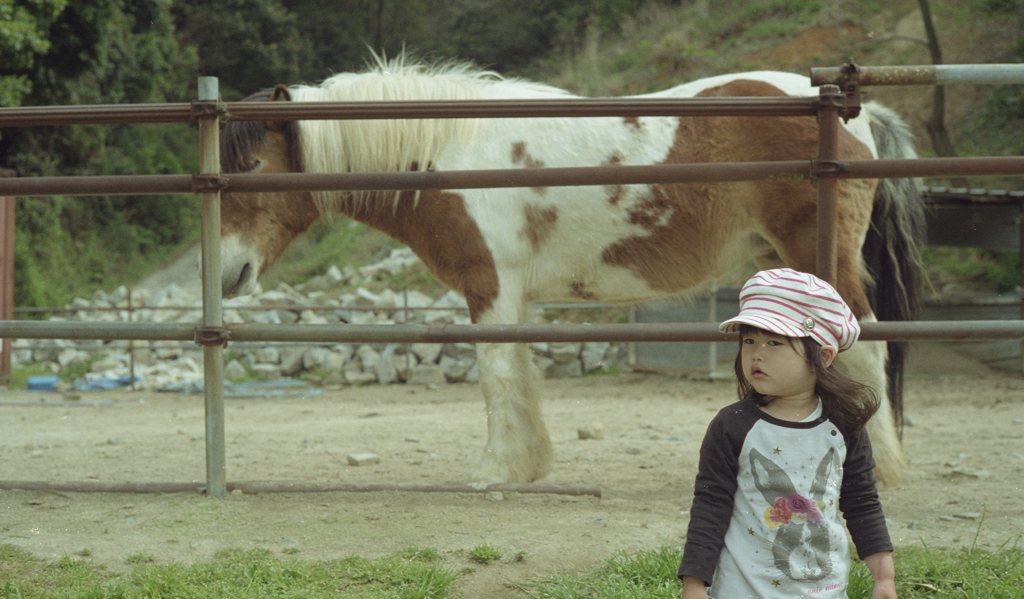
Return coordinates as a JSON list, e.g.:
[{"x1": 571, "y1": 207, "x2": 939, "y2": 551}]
[
  {"x1": 0, "y1": 0, "x2": 68, "y2": 106},
  {"x1": 704, "y1": 0, "x2": 822, "y2": 47},
  {"x1": 923, "y1": 247, "x2": 1019, "y2": 293},
  {"x1": 3, "y1": 0, "x2": 201, "y2": 309}
]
